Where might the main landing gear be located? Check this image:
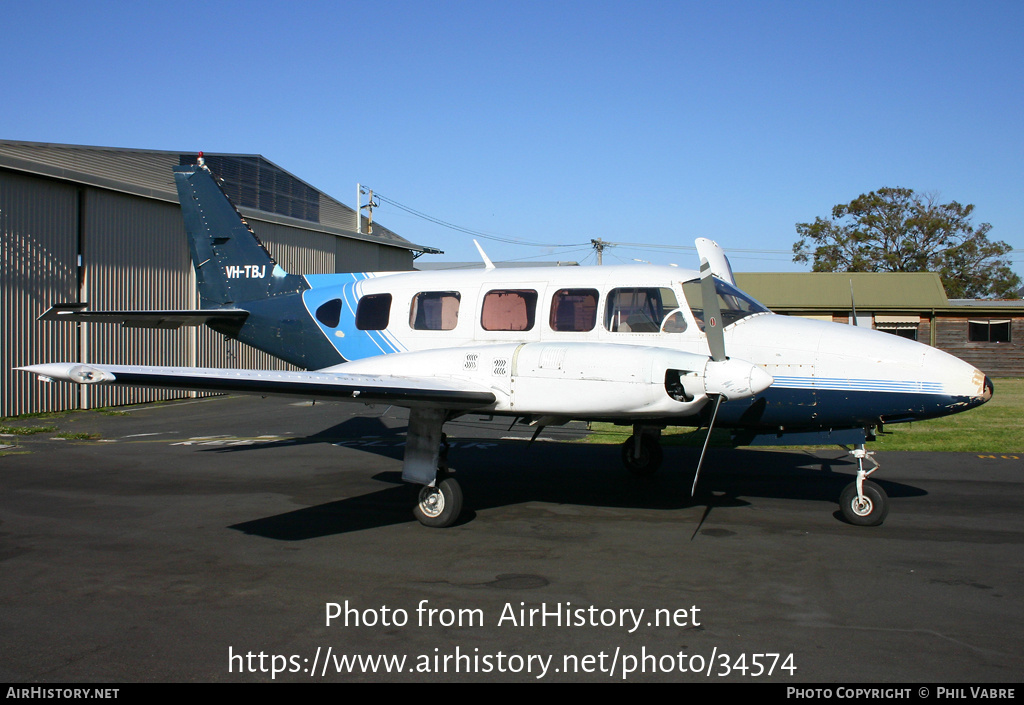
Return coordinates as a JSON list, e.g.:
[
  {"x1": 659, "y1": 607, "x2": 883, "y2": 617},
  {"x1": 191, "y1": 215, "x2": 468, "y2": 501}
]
[
  {"x1": 621, "y1": 427, "x2": 663, "y2": 476},
  {"x1": 839, "y1": 444, "x2": 889, "y2": 526},
  {"x1": 411, "y1": 434, "x2": 464, "y2": 528},
  {"x1": 403, "y1": 410, "x2": 464, "y2": 528}
]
